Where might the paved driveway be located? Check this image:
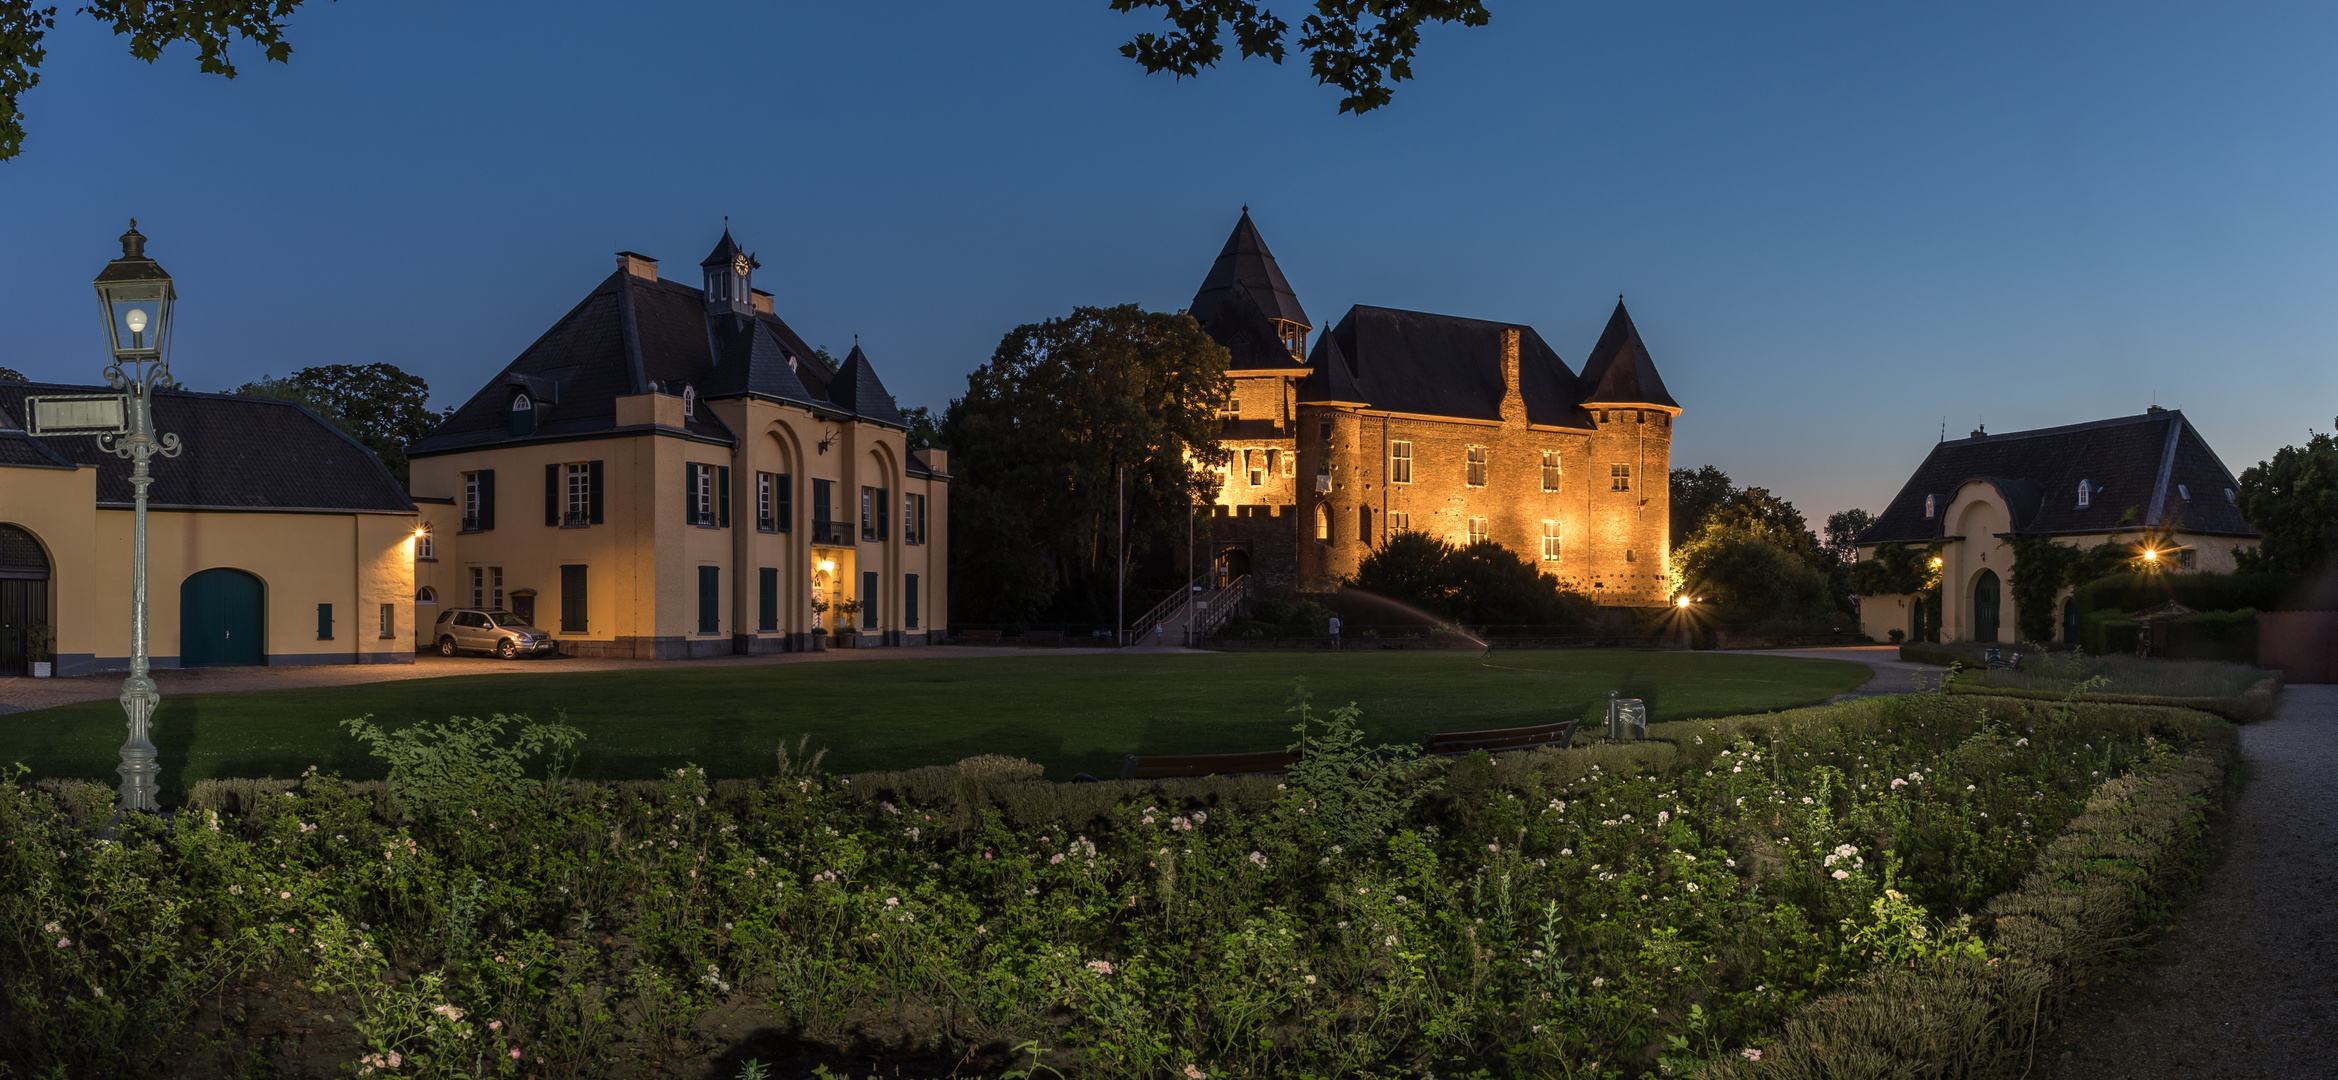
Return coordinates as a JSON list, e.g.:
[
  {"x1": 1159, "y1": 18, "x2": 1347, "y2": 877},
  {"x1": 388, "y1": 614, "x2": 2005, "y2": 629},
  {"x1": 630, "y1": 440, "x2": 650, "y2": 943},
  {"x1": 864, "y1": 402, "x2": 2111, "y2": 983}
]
[
  {"x1": 0, "y1": 644, "x2": 1117, "y2": 714},
  {"x1": 1725, "y1": 644, "x2": 1950, "y2": 701}
]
